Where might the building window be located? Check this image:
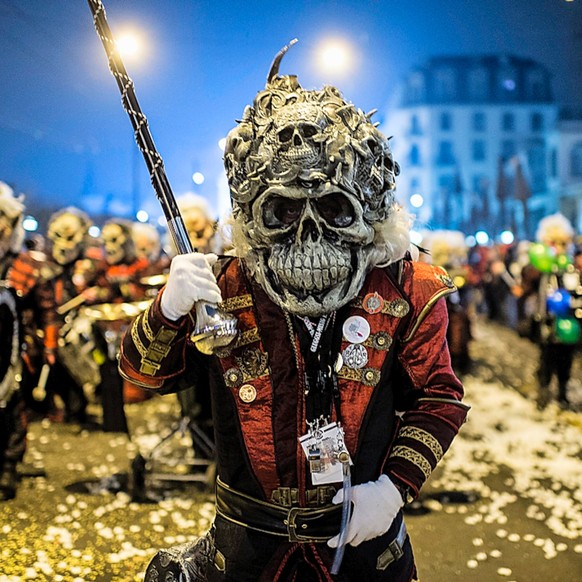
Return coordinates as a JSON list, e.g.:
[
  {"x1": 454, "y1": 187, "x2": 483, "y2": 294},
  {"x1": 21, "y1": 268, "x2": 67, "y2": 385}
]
[
  {"x1": 501, "y1": 112, "x2": 515, "y2": 131},
  {"x1": 439, "y1": 111, "x2": 452, "y2": 131},
  {"x1": 501, "y1": 140, "x2": 516, "y2": 159},
  {"x1": 530, "y1": 112, "x2": 544, "y2": 132},
  {"x1": 526, "y1": 69, "x2": 548, "y2": 101},
  {"x1": 472, "y1": 174, "x2": 488, "y2": 194},
  {"x1": 410, "y1": 114, "x2": 422, "y2": 135},
  {"x1": 528, "y1": 140, "x2": 546, "y2": 191},
  {"x1": 571, "y1": 142, "x2": 582, "y2": 177},
  {"x1": 498, "y1": 65, "x2": 517, "y2": 101},
  {"x1": 436, "y1": 141, "x2": 455, "y2": 166},
  {"x1": 472, "y1": 140, "x2": 486, "y2": 162},
  {"x1": 438, "y1": 174, "x2": 455, "y2": 190},
  {"x1": 407, "y1": 72, "x2": 426, "y2": 103},
  {"x1": 409, "y1": 144, "x2": 421, "y2": 166},
  {"x1": 433, "y1": 68, "x2": 456, "y2": 102},
  {"x1": 468, "y1": 67, "x2": 489, "y2": 101},
  {"x1": 550, "y1": 148, "x2": 557, "y2": 178},
  {"x1": 473, "y1": 112, "x2": 486, "y2": 132}
]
